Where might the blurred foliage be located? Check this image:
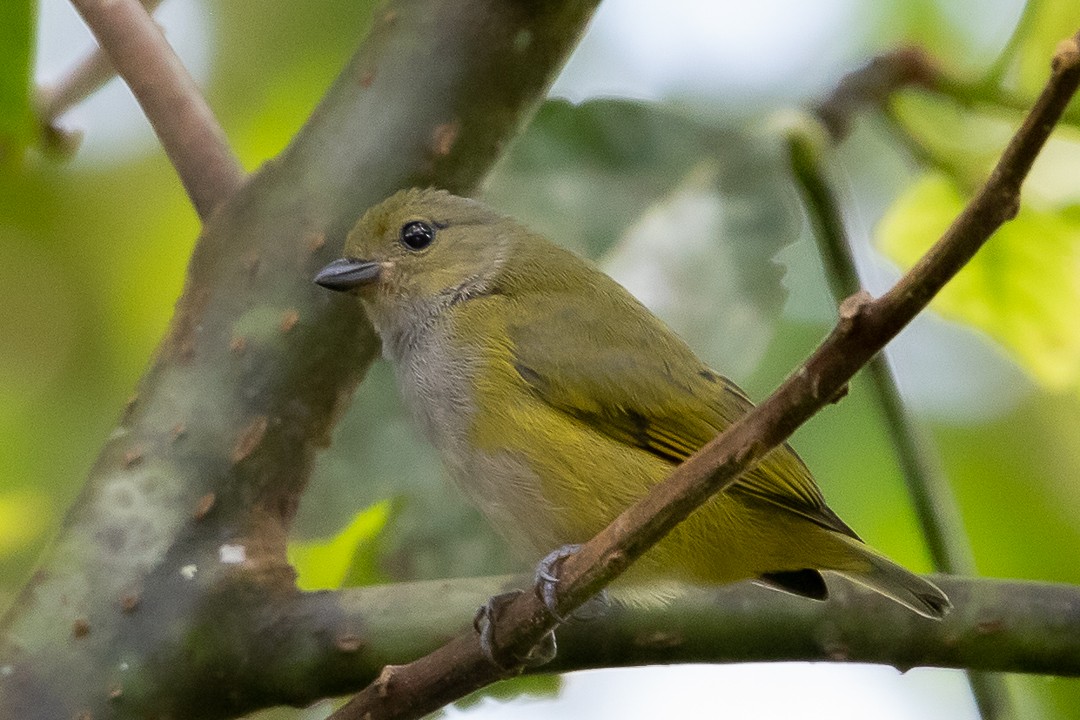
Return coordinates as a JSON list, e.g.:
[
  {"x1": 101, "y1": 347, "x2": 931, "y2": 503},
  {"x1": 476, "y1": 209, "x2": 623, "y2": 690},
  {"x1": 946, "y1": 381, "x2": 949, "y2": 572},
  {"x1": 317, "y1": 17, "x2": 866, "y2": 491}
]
[
  {"x1": 0, "y1": 0, "x2": 35, "y2": 165},
  {"x1": 866, "y1": 0, "x2": 1024, "y2": 76},
  {"x1": 288, "y1": 500, "x2": 392, "y2": 591},
  {"x1": 209, "y1": 0, "x2": 379, "y2": 168},
  {"x1": 454, "y1": 674, "x2": 564, "y2": 710},
  {"x1": 1015, "y1": 1, "x2": 1080, "y2": 96},
  {"x1": 3, "y1": 0, "x2": 1080, "y2": 719}
]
